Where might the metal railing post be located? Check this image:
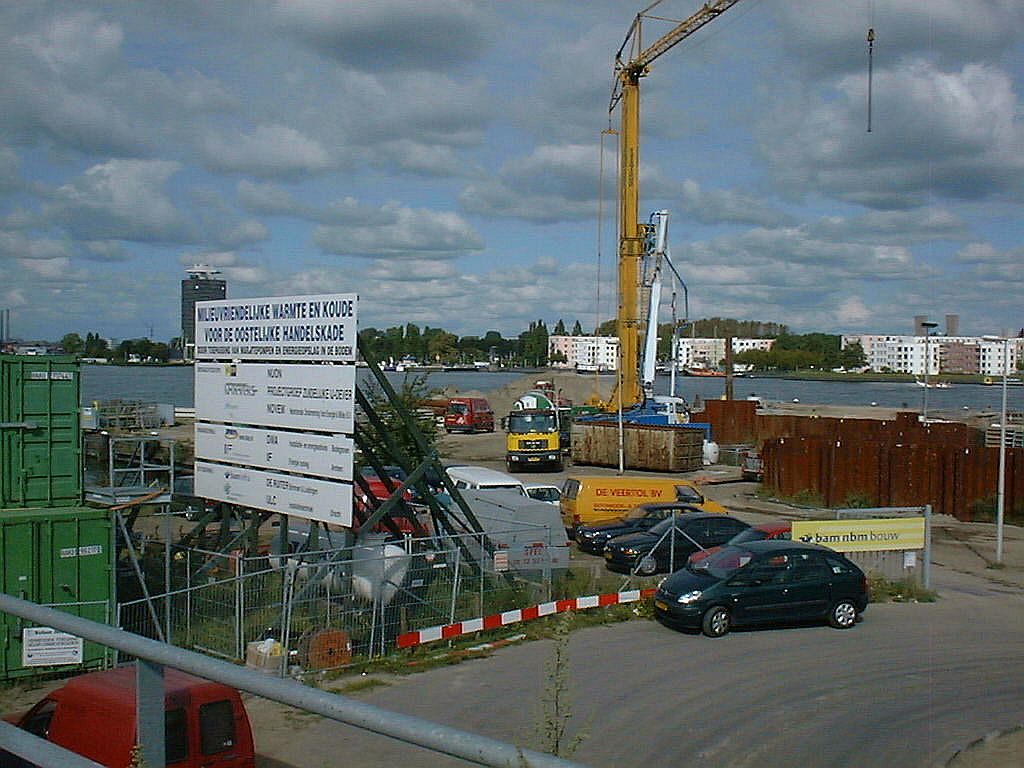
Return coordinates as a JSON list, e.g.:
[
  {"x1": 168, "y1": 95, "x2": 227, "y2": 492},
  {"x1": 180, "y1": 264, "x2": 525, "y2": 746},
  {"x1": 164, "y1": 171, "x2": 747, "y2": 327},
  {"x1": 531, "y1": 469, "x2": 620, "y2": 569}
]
[
  {"x1": 923, "y1": 504, "x2": 932, "y2": 590},
  {"x1": 136, "y1": 659, "x2": 166, "y2": 768}
]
